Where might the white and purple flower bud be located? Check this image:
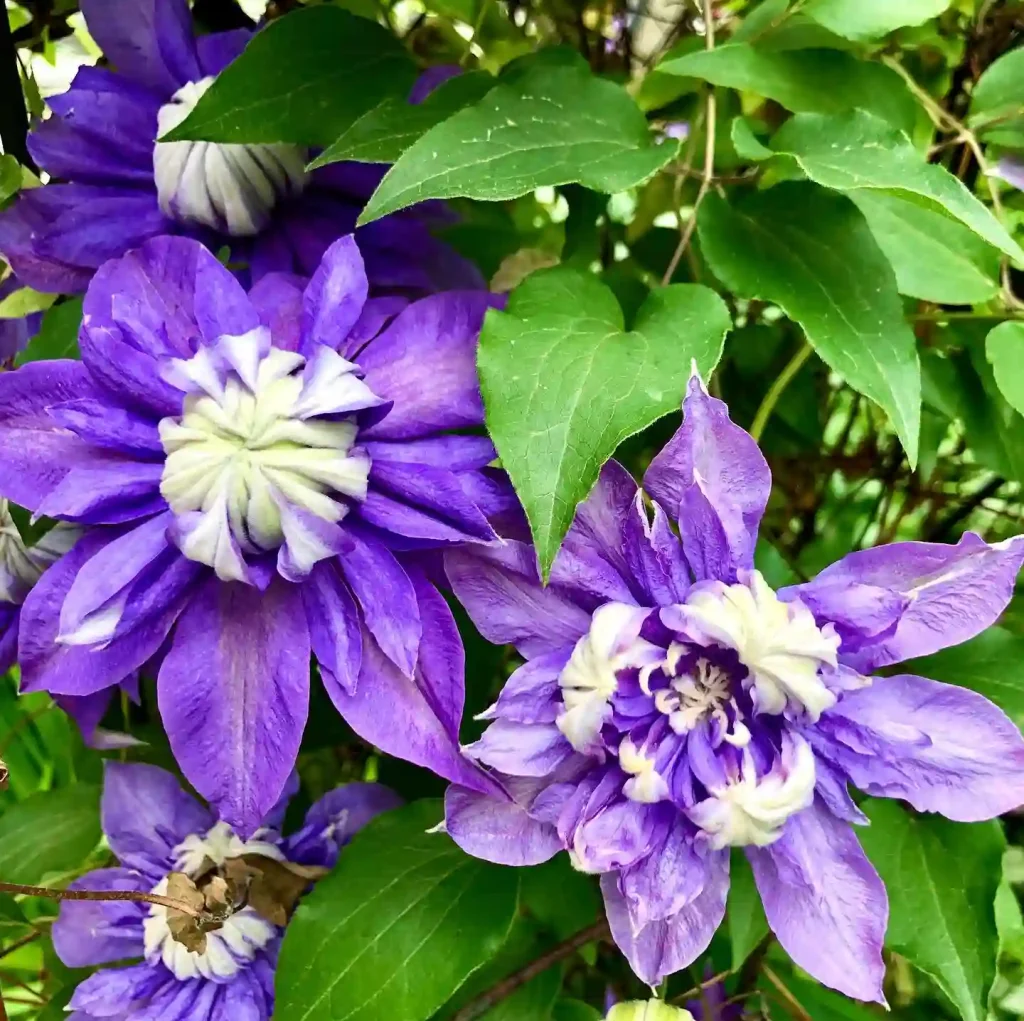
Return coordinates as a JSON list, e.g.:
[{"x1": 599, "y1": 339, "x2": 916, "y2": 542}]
[
  {"x1": 154, "y1": 77, "x2": 309, "y2": 236},
  {"x1": 0, "y1": 500, "x2": 78, "y2": 605}
]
